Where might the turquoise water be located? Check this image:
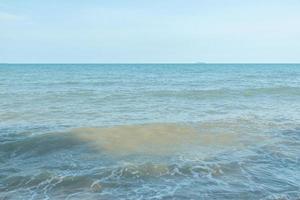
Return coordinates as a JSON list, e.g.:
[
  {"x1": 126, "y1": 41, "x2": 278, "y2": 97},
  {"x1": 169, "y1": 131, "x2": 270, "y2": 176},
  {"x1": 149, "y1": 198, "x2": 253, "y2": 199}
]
[{"x1": 1, "y1": 64, "x2": 300, "y2": 199}]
